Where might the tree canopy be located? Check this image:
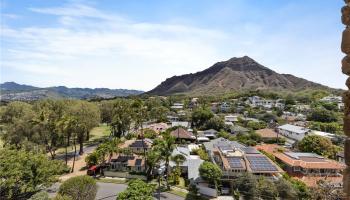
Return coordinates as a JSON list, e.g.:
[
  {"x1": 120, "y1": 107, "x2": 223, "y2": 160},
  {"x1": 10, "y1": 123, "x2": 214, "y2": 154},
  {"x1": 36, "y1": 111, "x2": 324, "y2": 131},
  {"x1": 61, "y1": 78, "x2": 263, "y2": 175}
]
[
  {"x1": 298, "y1": 135, "x2": 339, "y2": 158},
  {"x1": 58, "y1": 175, "x2": 97, "y2": 200},
  {"x1": 117, "y1": 179, "x2": 156, "y2": 200},
  {"x1": 0, "y1": 148, "x2": 67, "y2": 199}
]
